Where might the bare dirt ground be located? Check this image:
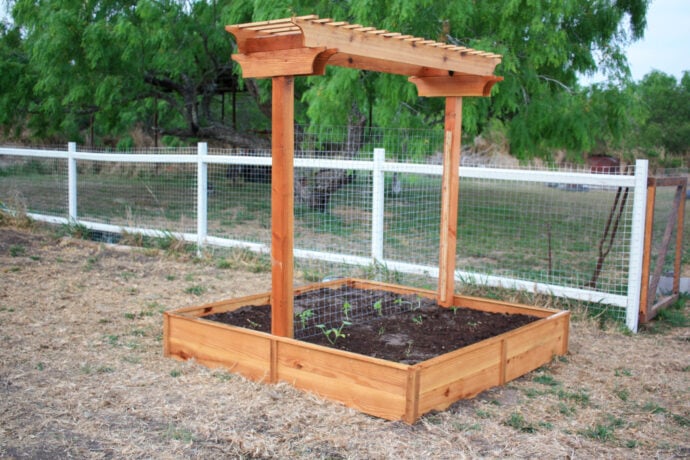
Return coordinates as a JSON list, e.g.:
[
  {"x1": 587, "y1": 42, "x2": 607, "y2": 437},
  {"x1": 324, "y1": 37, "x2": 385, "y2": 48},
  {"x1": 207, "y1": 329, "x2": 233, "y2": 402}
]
[{"x1": 0, "y1": 224, "x2": 688, "y2": 459}]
